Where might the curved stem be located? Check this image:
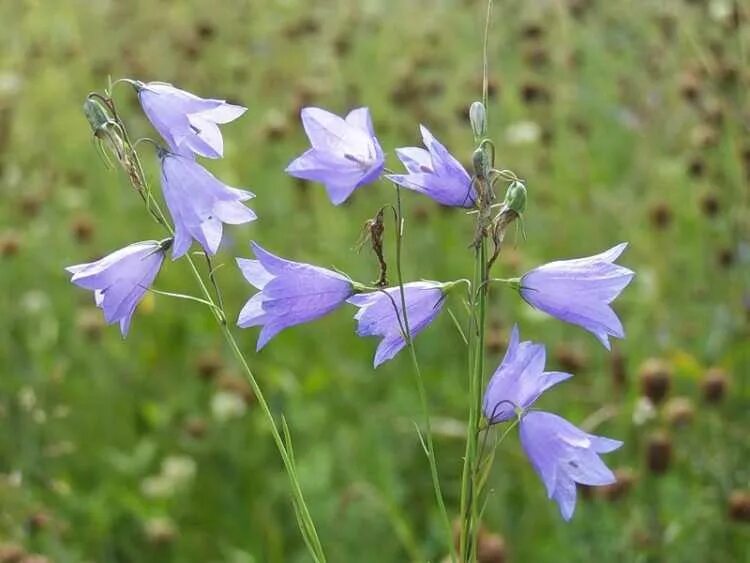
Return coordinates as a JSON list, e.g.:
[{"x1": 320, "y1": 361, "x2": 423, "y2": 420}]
[{"x1": 105, "y1": 100, "x2": 326, "y2": 562}]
